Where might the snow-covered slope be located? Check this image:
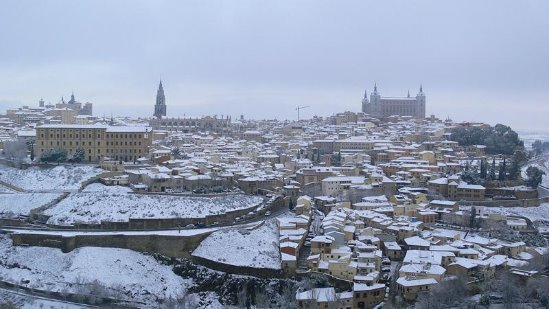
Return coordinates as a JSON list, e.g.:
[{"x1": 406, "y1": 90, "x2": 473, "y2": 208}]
[
  {"x1": 483, "y1": 203, "x2": 549, "y2": 223},
  {"x1": 44, "y1": 190, "x2": 263, "y2": 225},
  {"x1": 193, "y1": 220, "x2": 281, "y2": 270},
  {"x1": 0, "y1": 193, "x2": 62, "y2": 218},
  {"x1": 0, "y1": 164, "x2": 103, "y2": 191},
  {"x1": 0, "y1": 236, "x2": 189, "y2": 303}
]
